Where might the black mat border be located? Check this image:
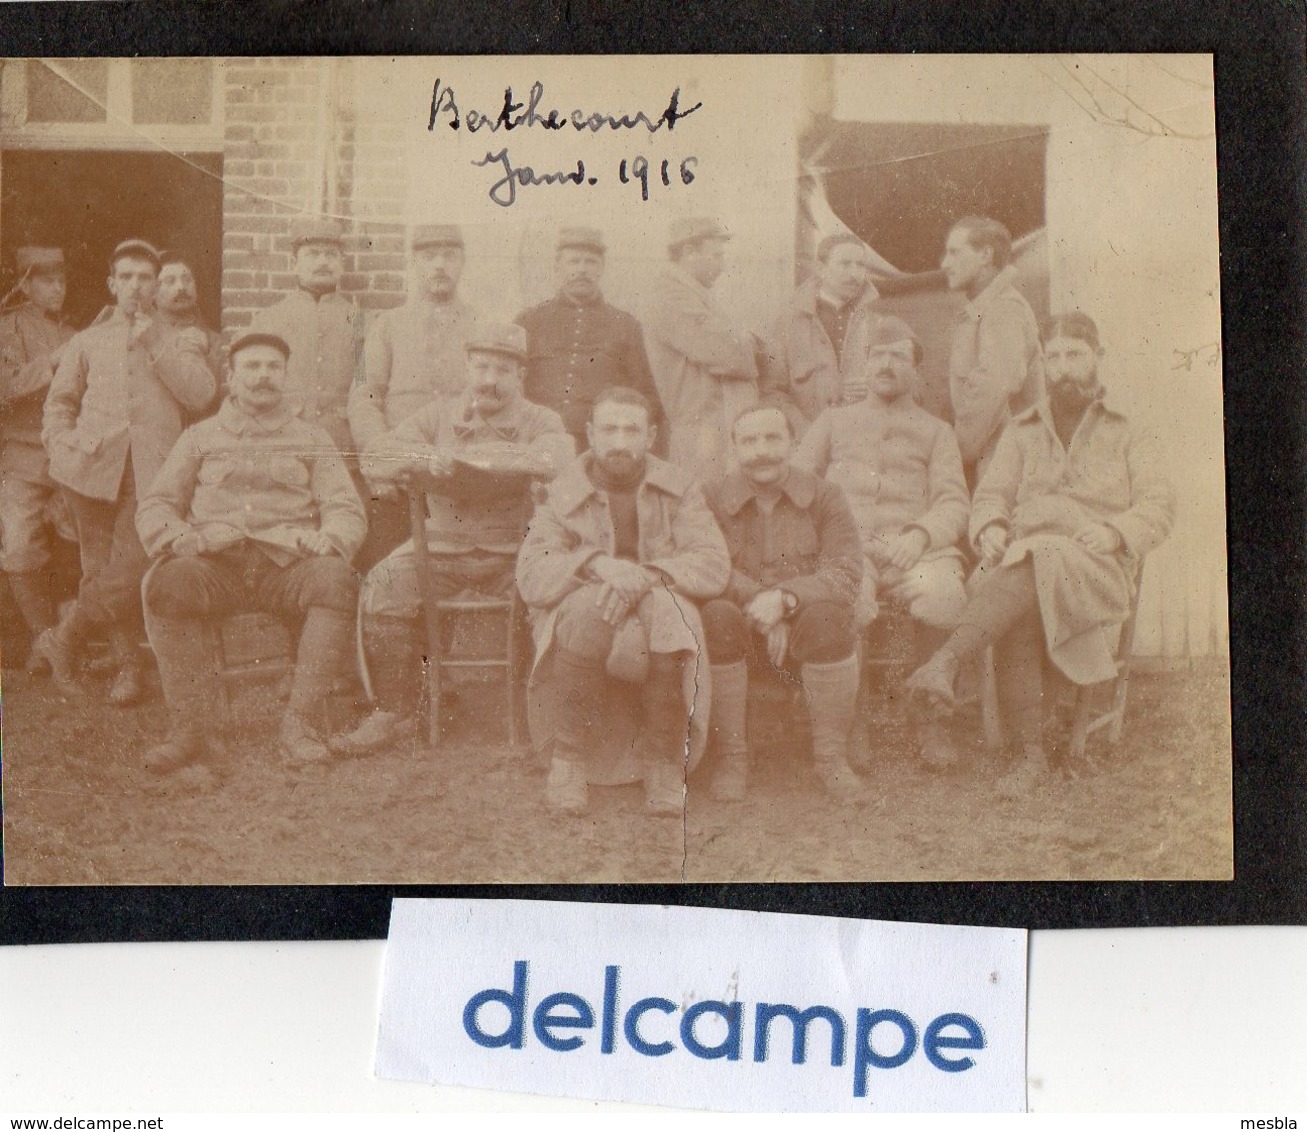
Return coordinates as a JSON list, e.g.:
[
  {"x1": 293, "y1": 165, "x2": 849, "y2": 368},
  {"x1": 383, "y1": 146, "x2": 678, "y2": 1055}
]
[{"x1": 1, "y1": 0, "x2": 1302, "y2": 942}]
